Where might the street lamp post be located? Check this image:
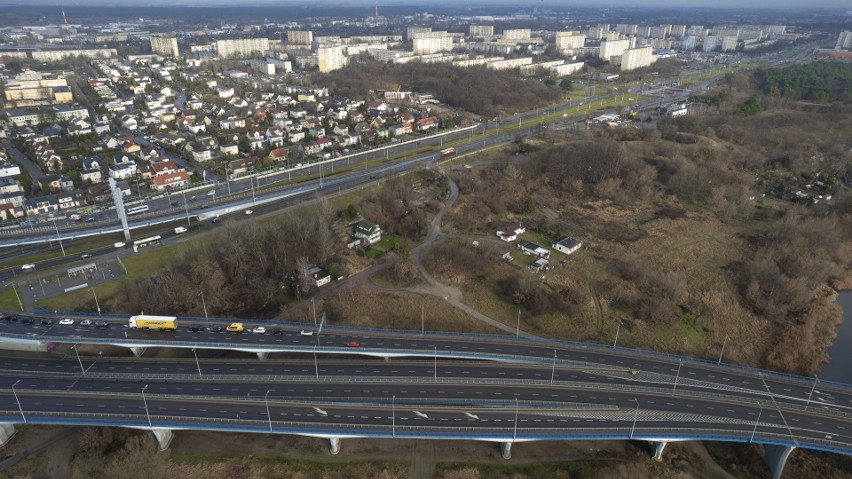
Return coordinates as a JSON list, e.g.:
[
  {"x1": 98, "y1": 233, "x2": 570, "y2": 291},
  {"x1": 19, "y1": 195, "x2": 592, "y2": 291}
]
[
  {"x1": 142, "y1": 384, "x2": 151, "y2": 427},
  {"x1": 199, "y1": 291, "x2": 208, "y2": 321},
  {"x1": 672, "y1": 359, "x2": 682, "y2": 396},
  {"x1": 513, "y1": 397, "x2": 519, "y2": 440},
  {"x1": 192, "y1": 348, "x2": 202, "y2": 379},
  {"x1": 52, "y1": 220, "x2": 66, "y2": 257},
  {"x1": 181, "y1": 189, "x2": 190, "y2": 226},
  {"x1": 550, "y1": 350, "x2": 557, "y2": 385},
  {"x1": 421, "y1": 304, "x2": 424, "y2": 335},
  {"x1": 91, "y1": 288, "x2": 101, "y2": 316},
  {"x1": 392, "y1": 394, "x2": 396, "y2": 438},
  {"x1": 516, "y1": 309, "x2": 520, "y2": 339},
  {"x1": 265, "y1": 390, "x2": 273, "y2": 433},
  {"x1": 11, "y1": 380, "x2": 25, "y2": 423},
  {"x1": 73, "y1": 344, "x2": 85, "y2": 374},
  {"x1": 806, "y1": 376, "x2": 820, "y2": 410},
  {"x1": 613, "y1": 320, "x2": 623, "y2": 349},
  {"x1": 313, "y1": 346, "x2": 319, "y2": 380},
  {"x1": 750, "y1": 404, "x2": 763, "y2": 443},
  {"x1": 312, "y1": 298, "x2": 317, "y2": 325},
  {"x1": 434, "y1": 346, "x2": 437, "y2": 382},
  {"x1": 718, "y1": 334, "x2": 729, "y2": 364},
  {"x1": 630, "y1": 398, "x2": 639, "y2": 439}
]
